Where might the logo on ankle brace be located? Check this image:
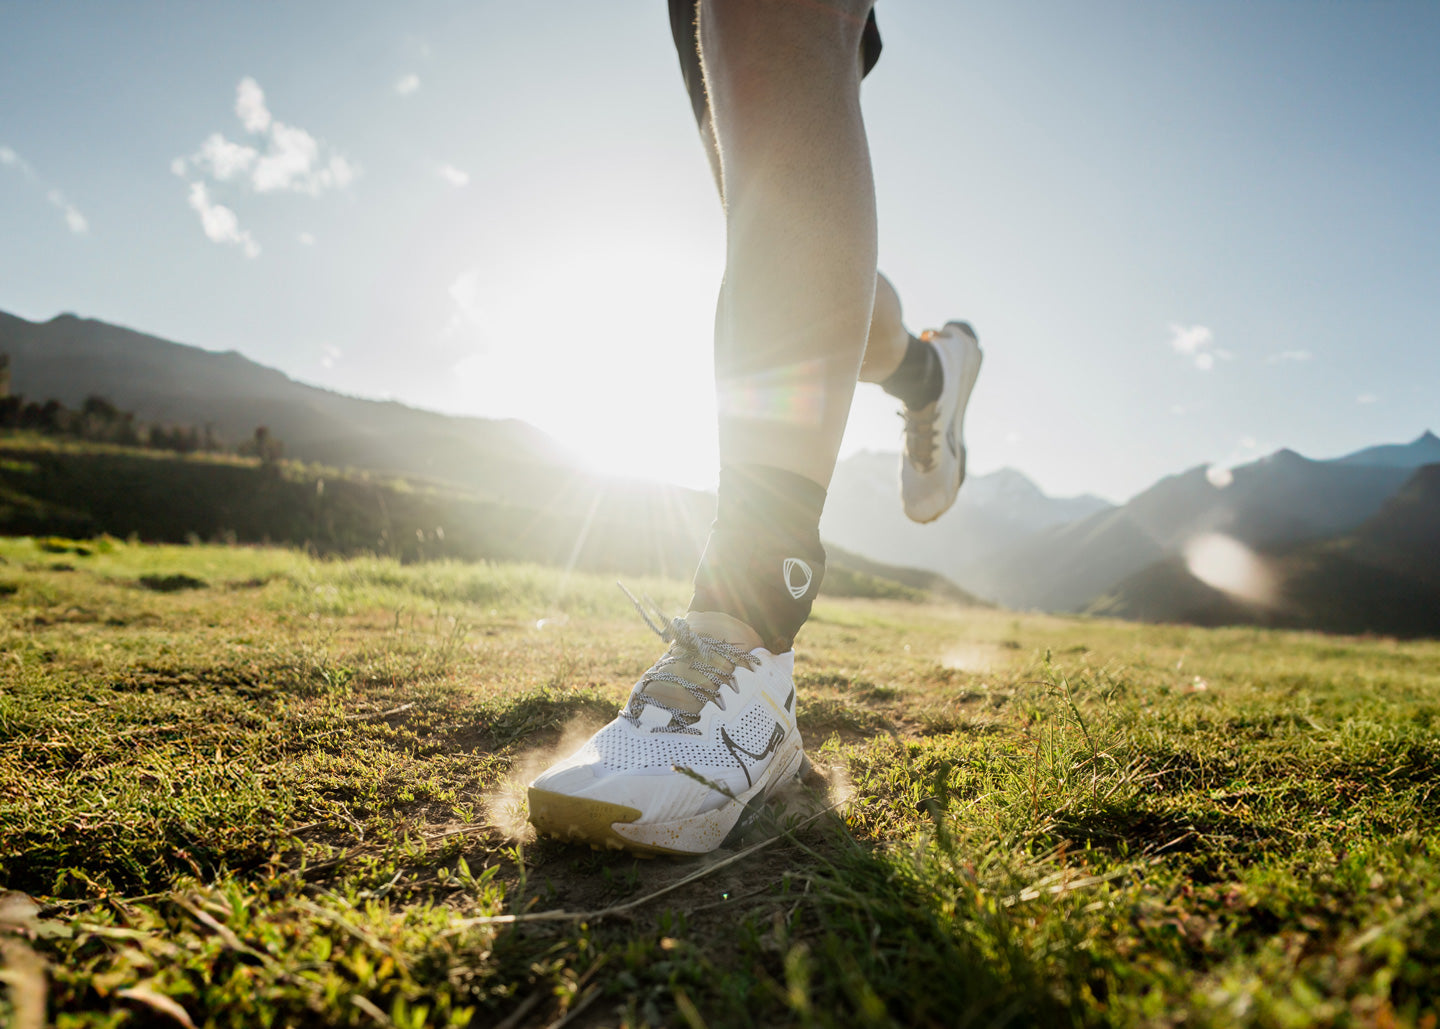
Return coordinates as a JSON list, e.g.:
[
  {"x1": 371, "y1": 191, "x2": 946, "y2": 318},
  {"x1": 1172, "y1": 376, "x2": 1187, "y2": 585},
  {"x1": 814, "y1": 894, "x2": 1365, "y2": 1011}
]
[{"x1": 782, "y1": 558, "x2": 813, "y2": 601}]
